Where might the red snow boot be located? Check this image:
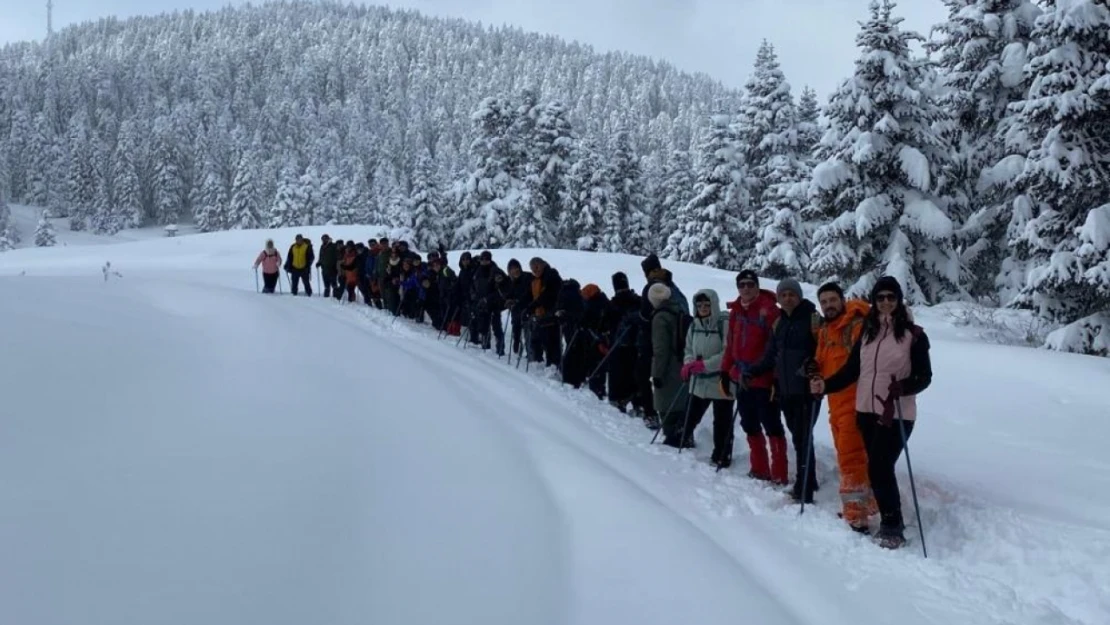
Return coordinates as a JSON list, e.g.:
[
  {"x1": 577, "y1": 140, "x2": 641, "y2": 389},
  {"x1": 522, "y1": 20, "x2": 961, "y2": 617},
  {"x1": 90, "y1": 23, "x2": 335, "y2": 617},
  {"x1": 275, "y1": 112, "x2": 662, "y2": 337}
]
[
  {"x1": 746, "y1": 434, "x2": 771, "y2": 480},
  {"x1": 769, "y1": 435, "x2": 789, "y2": 485}
]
